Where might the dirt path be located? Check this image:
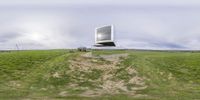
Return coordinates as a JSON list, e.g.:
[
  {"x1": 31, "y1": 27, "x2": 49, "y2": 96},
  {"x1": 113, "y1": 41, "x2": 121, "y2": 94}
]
[{"x1": 65, "y1": 52, "x2": 147, "y2": 97}]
